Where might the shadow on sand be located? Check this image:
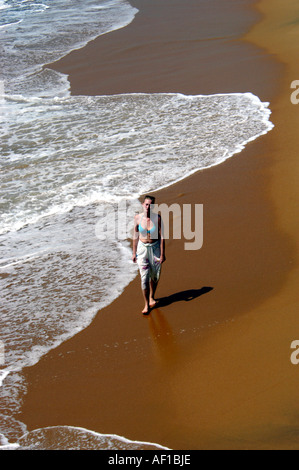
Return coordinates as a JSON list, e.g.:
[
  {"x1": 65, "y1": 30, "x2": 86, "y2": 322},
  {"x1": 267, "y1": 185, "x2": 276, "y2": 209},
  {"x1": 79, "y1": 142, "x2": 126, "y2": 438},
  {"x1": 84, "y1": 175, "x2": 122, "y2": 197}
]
[{"x1": 154, "y1": 286, "x2": 213, "y2": 310}]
